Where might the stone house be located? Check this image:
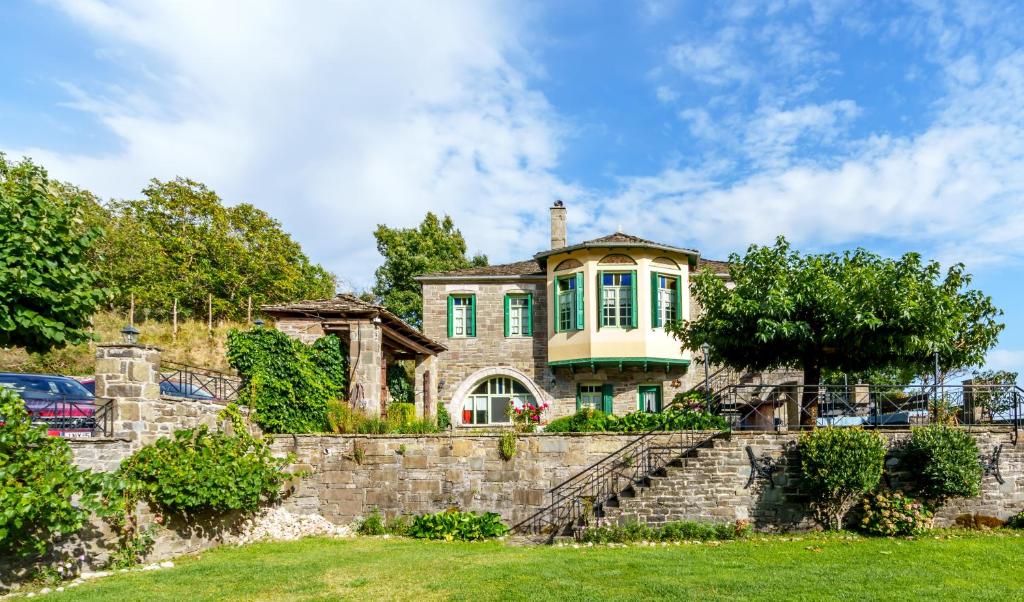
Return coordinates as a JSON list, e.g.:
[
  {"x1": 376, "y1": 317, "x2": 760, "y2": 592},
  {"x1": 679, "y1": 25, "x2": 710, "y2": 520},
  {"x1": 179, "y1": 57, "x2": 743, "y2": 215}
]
[
  {"x1": 266, "y1": 202, "x2": 799, "y2": 427},
  {"x1": 415, "y1": 202, "x2": 750, "y2": 427}
]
